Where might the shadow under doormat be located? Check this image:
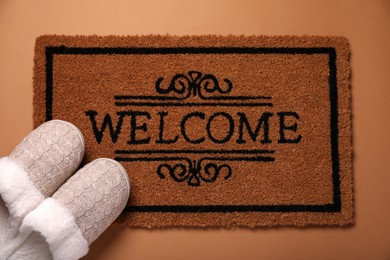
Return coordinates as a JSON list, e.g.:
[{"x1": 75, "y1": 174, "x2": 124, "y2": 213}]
[{"x1": 33, "y1": 35, "x2": 353, "y2": 228}]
